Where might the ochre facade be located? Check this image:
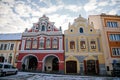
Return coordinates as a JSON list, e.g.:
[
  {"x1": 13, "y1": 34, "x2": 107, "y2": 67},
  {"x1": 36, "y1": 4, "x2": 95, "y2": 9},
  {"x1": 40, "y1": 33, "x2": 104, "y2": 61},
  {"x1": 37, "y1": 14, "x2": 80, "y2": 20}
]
[{"x1": 64, "y1": 15, "x2": 106, "y2": 75}]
